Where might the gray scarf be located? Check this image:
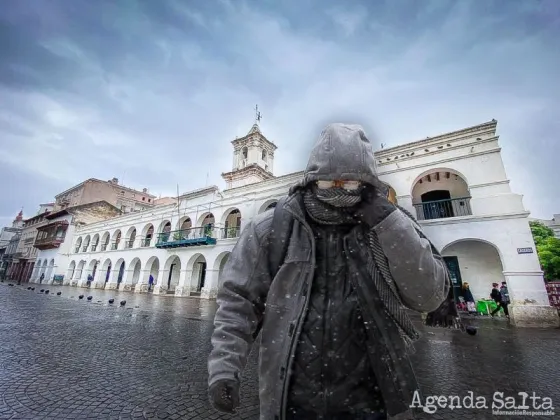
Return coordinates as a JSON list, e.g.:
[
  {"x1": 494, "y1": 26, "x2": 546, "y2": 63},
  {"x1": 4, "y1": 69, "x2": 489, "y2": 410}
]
[{"x1": 303, "y1": 188, "x2": 420, "y2": 350}]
